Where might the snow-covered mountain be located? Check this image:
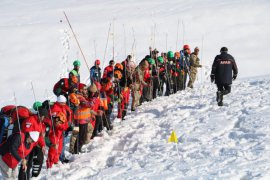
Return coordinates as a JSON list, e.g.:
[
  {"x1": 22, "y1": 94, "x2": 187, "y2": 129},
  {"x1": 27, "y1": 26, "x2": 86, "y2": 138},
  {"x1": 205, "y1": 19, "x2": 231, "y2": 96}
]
[{"x1": 37, "y1": 75, "x2": 270, "y2": 179}]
